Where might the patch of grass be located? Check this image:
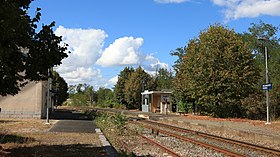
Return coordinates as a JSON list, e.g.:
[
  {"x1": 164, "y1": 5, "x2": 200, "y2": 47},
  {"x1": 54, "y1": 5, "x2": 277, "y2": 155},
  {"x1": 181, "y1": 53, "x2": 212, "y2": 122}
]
[
  {"x1": 95, "y1": 111, "x2": 128, "y2": 135},
  {"x1": 95, "y1": 112, "x2": 113, "y2": 131},
  {"x1": 84, "y1": 109, "x2": 98, "y2": 120},
  {"x1": 113, "y1": 112, "x2": 127, "y2": 135}
]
